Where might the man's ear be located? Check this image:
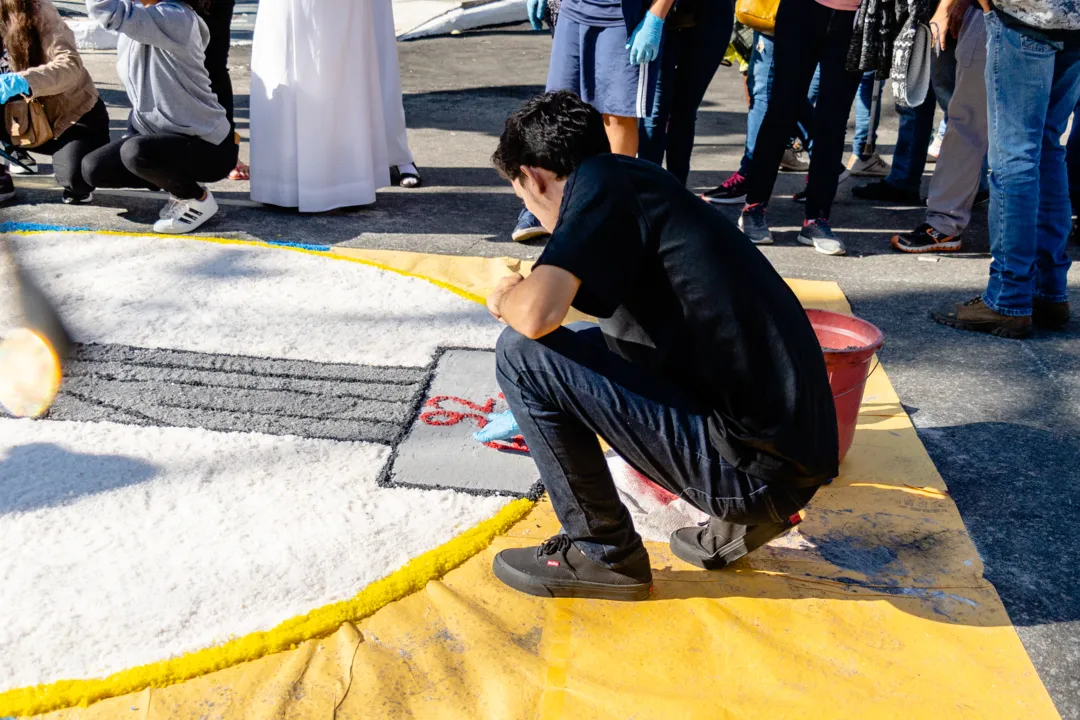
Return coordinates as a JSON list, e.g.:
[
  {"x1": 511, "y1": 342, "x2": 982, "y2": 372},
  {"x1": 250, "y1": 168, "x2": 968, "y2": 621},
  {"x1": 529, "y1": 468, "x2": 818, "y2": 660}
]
[{"x1": 520, "y1": 166, "x2": 547, "y2": 196}]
